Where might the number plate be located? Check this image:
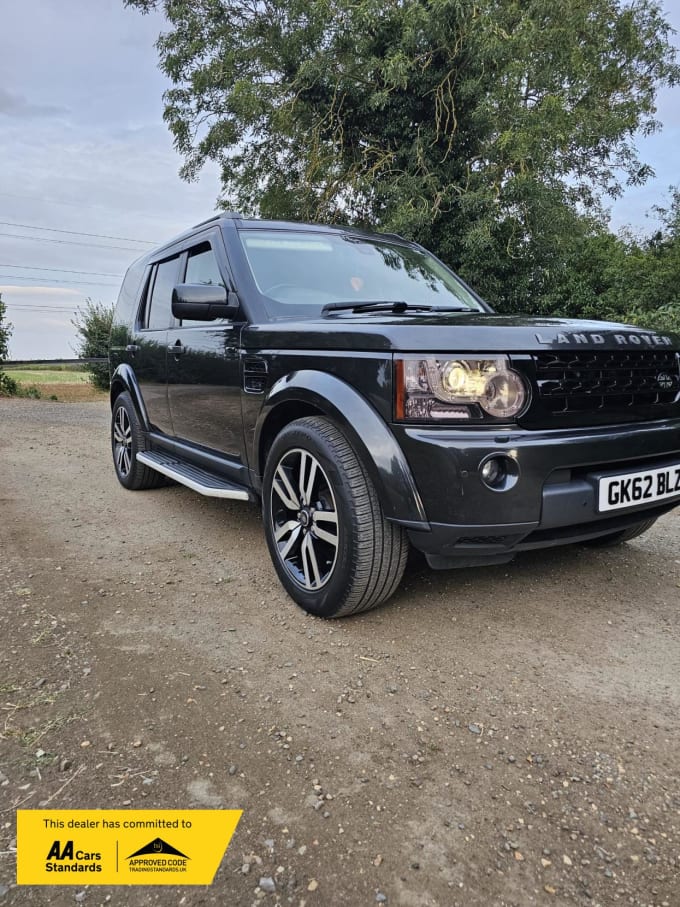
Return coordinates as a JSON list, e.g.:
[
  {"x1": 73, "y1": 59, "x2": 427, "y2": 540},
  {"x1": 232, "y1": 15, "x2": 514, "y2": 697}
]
[{"x1": 598, "y1": 463, "x2": 680, "y2": 512}]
